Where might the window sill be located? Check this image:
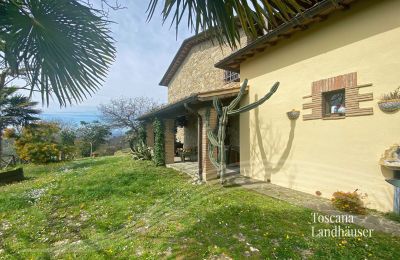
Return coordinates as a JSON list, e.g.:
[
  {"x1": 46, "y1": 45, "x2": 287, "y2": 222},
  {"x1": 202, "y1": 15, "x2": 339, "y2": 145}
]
[{"x1": 322, "y1": 114, "x2": 346, "y2": 120}]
